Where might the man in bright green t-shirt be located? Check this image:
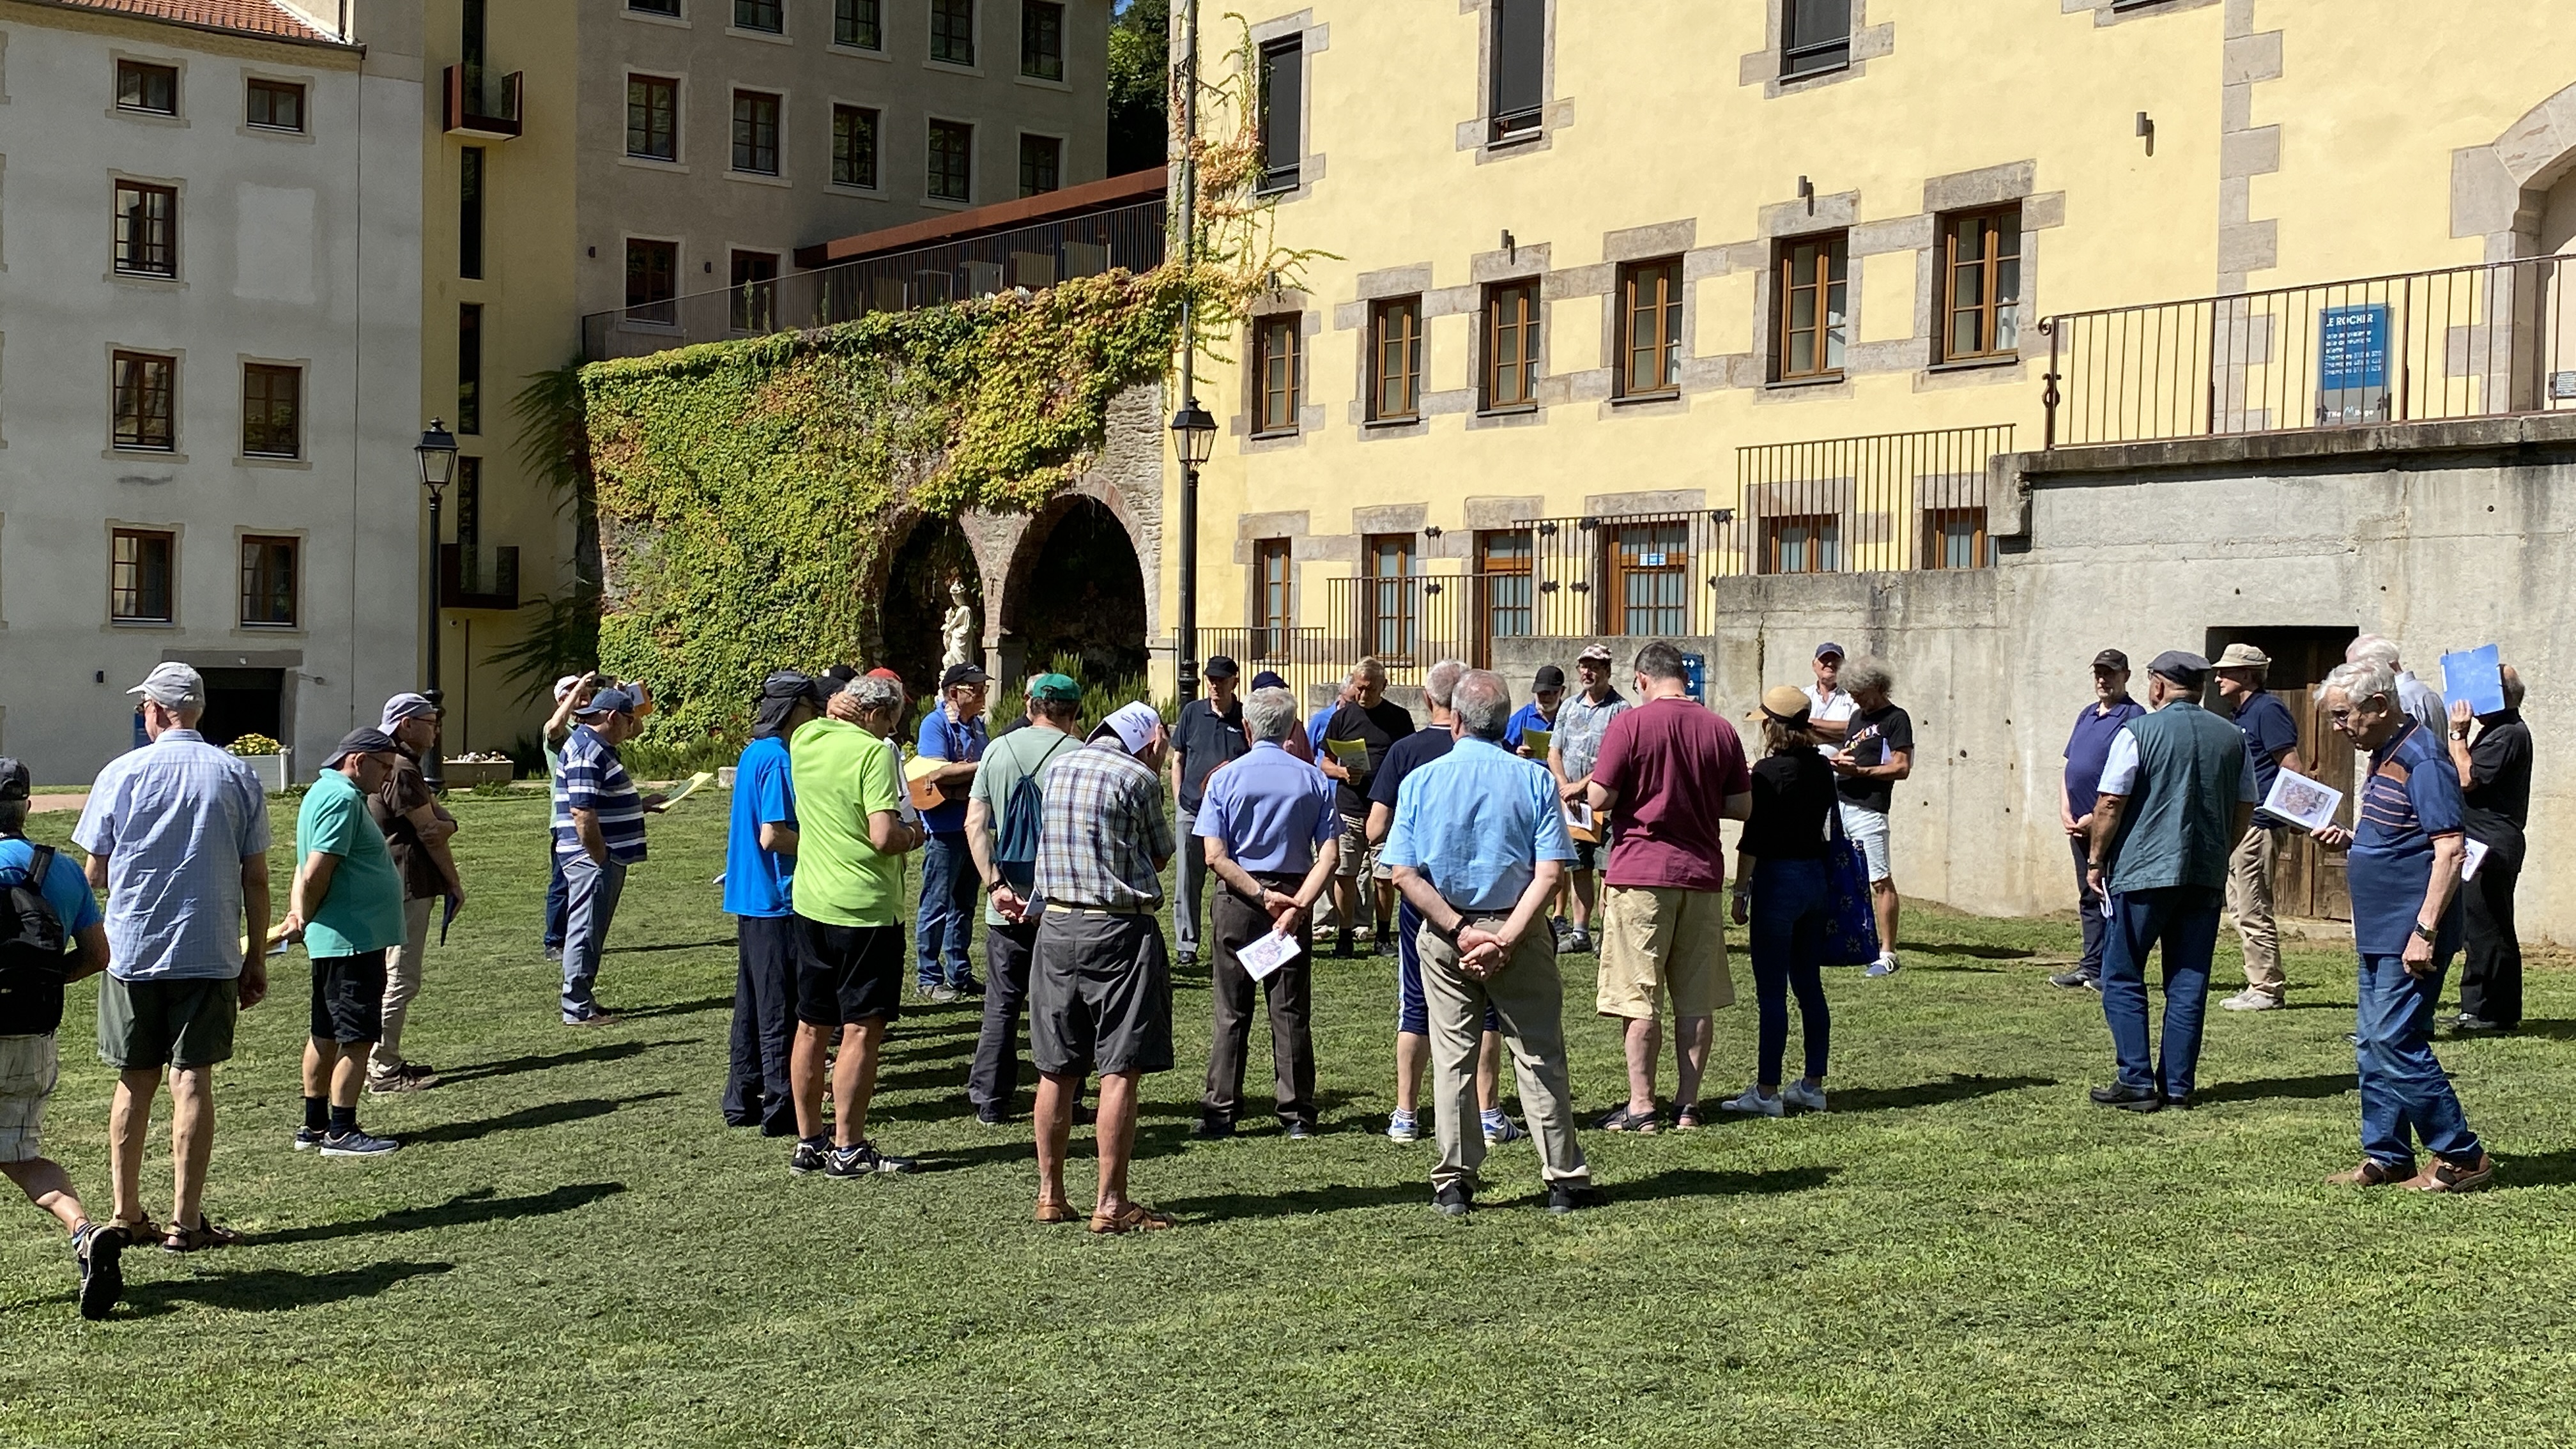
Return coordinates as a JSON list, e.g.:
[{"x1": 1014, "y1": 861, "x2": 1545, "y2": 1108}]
[
  {"x1": 281, "y1": 729, "x2": 410, "y2": 1159},
  {"x1": 784, "y1": 675, "x2": 926, "y2": 1178}
]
